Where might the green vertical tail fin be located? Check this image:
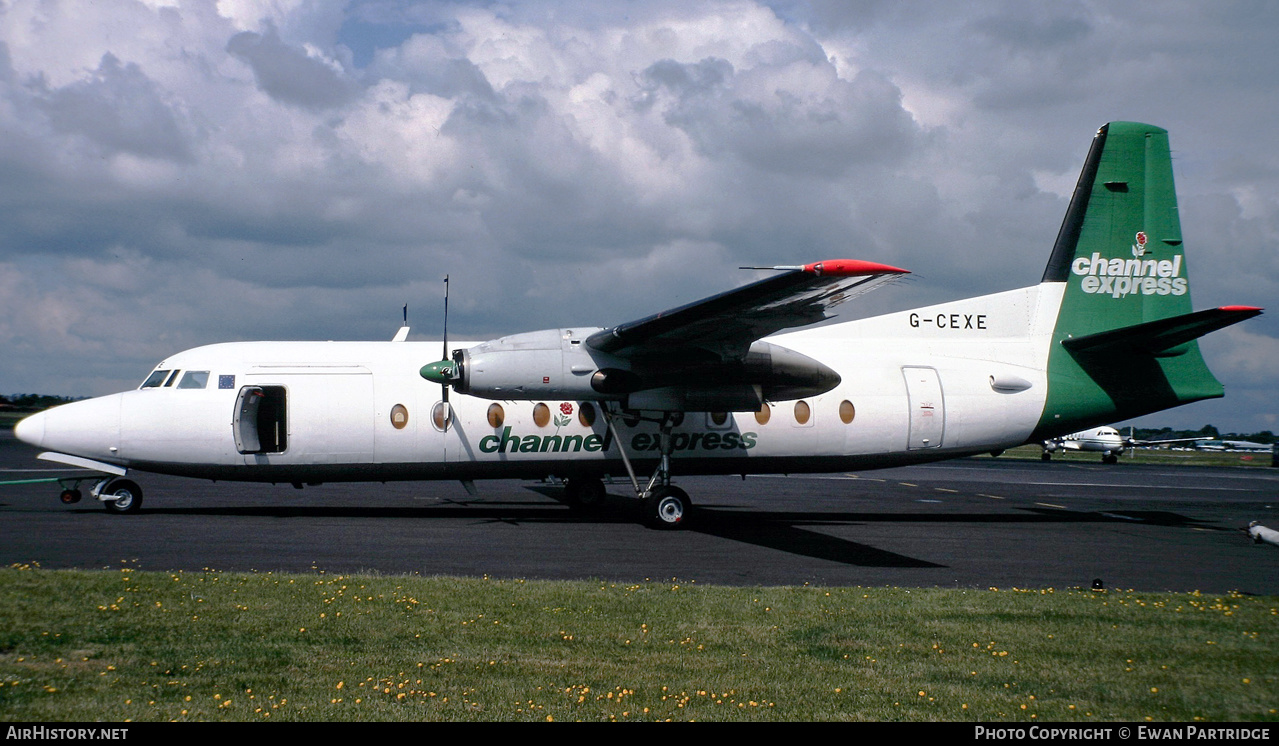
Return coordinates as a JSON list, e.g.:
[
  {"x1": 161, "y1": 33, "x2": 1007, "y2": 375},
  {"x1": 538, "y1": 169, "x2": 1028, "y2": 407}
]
[{"x1": 1033, "y1": 122, "x2": 1261, "y2": 438}]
